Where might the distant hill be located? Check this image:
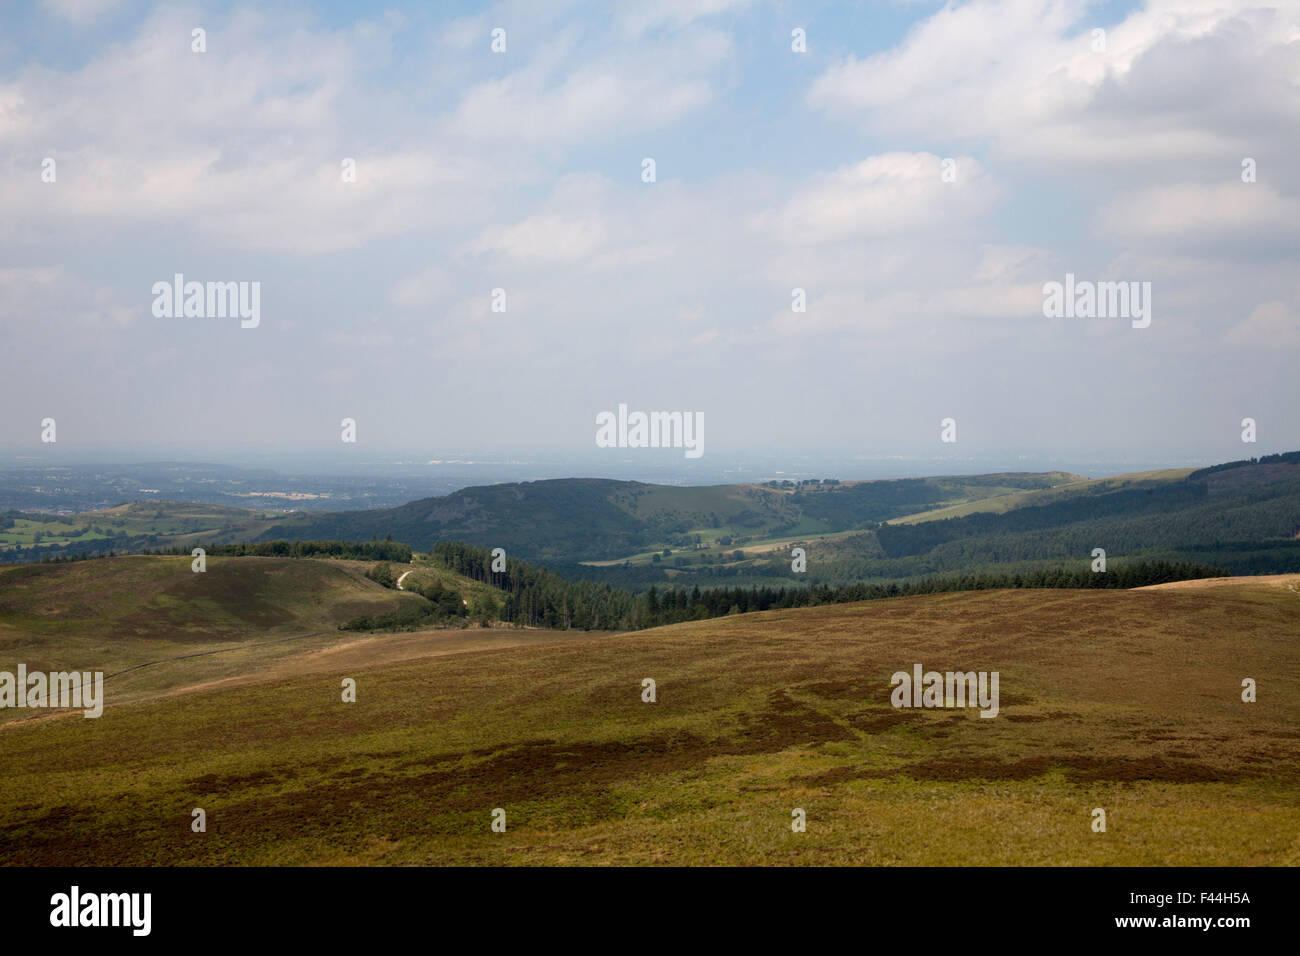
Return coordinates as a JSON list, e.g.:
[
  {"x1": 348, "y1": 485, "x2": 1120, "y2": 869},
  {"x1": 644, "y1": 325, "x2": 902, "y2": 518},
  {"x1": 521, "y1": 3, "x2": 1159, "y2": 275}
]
[
  {"x1": 6, "y1": 456, "x2": 1300, "y2": 591},
  {"x1": 253, "y1": 472, "x2": 1079, "y2": 562},
  {"x1": 242, "y1": 457, "x2": 1300, "y2": 587}
]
